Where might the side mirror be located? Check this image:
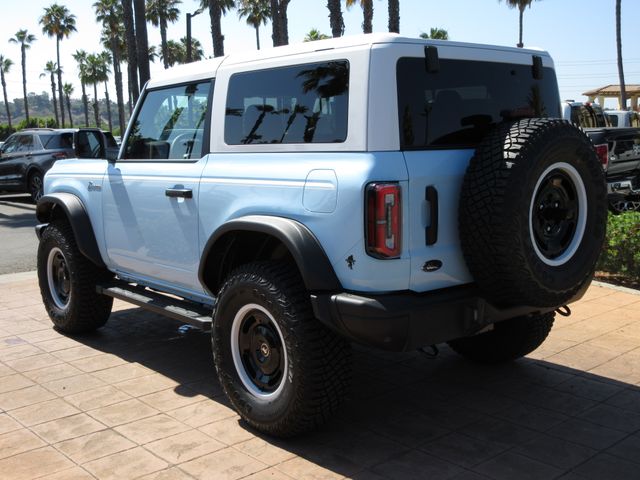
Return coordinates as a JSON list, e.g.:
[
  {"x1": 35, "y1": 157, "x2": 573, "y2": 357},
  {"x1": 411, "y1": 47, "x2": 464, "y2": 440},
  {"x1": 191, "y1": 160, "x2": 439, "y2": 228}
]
[{"x1": 105, "y1": 147, "x2": 119, "y2": 163}]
